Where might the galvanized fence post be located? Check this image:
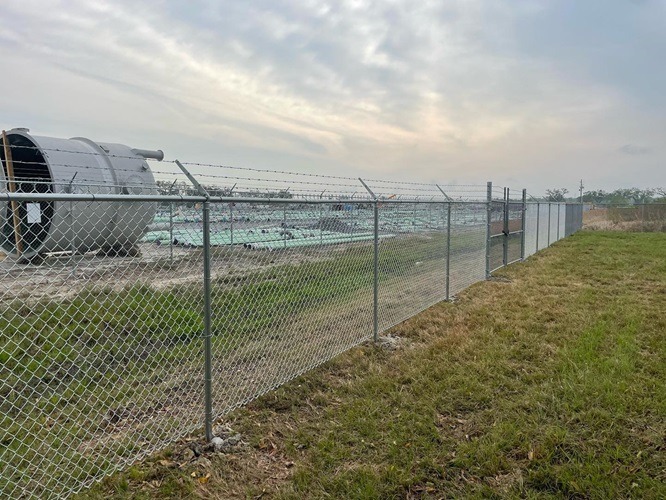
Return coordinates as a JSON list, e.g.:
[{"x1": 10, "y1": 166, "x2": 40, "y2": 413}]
[
  {"x1": 229, "y1": 203, "x2": 234, "y2": 245},
  {"x1": 485, "y1": 181, "x2": 492, "y2": 279},
  {"x1": 446, "y1": 201, "x2": 451, "y2": 300},
  {"x1": 521, "y1": 189, "x2": 527, "y2": 260},
  {"x1": 319, "y1": 190, "x2": 325, "y2": 244},
  {"x1": 283, "y1": 205, "x2": 287, "y2": 249},
  {"x1": 546, "y1": 202, "x2": 553, "y2": 247},
  {"x1": 359, "y1": 178, "x2": 379, "y2": 341},
  {"x1": 446, "y1": 201, "x2": 452, "y2": 300},
  {"x1": 373, "y1": 200, "x2": 379, "y2": 341},
  {"x1": 176, "y1": 160, "x2": 214, "y2": 441},
  {"x1": 168, "y1": 179, "x2": 177, "y2": 262},
  {"x1": 535, "y1": 201, "x2": 541, "y2": 252},
  {"x1": 229, "y1": 183, "x2": 236, "y2": 246},
  {"x1": 202, "y1": 199, "x2": 214, "y2": 442},
  {"x1": 65, "y1": 173, "x2": 78, "y2": 257},
  {"x1": 350, "y1": 193, "x2": 357, "y2": 243},
  {"x1": 503, "y1": 188, "x2": 510, "y2": 267},
  {"x1": 434, "y1": 184, "x2": 453, "y2": 298}
]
